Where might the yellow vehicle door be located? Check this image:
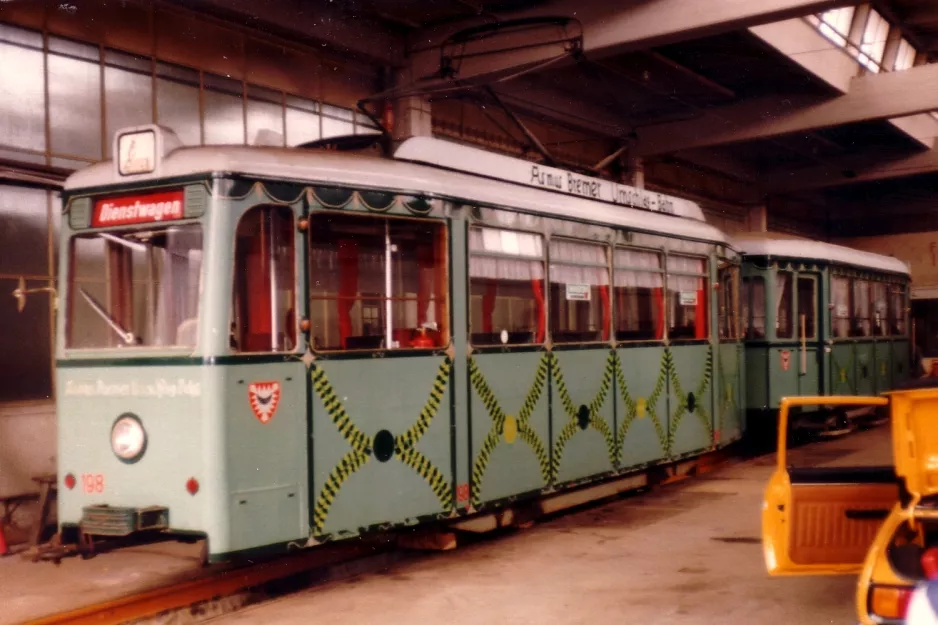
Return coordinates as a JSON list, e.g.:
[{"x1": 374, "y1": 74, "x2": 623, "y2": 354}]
[{"x1": 762, "y1": 396, "x2": 899, "y2": 575}]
